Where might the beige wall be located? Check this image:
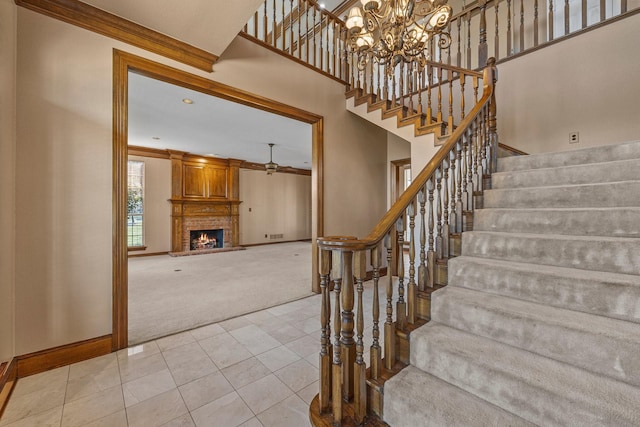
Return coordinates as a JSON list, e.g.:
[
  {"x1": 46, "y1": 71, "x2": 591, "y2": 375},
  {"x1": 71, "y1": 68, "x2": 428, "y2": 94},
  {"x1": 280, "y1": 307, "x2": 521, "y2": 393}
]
[
  {"x1": 14, "y1": 9, "x2": 387, "y2": 354},
  {"x1": 128, "y1": 156, "x2": 172, "y2": 254},
  {"x1": 0, "y1": 0, "x2": 17, "y2": 363},
  {"x1": 497, "y1": 12, "x2": 640, "y2": 154},
  {"x1": 386, "y1": 133, "x2": 411, "y2": 209},
  {"x1": 239, "y1": 170, "x2": 311, "y2": 245}
]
